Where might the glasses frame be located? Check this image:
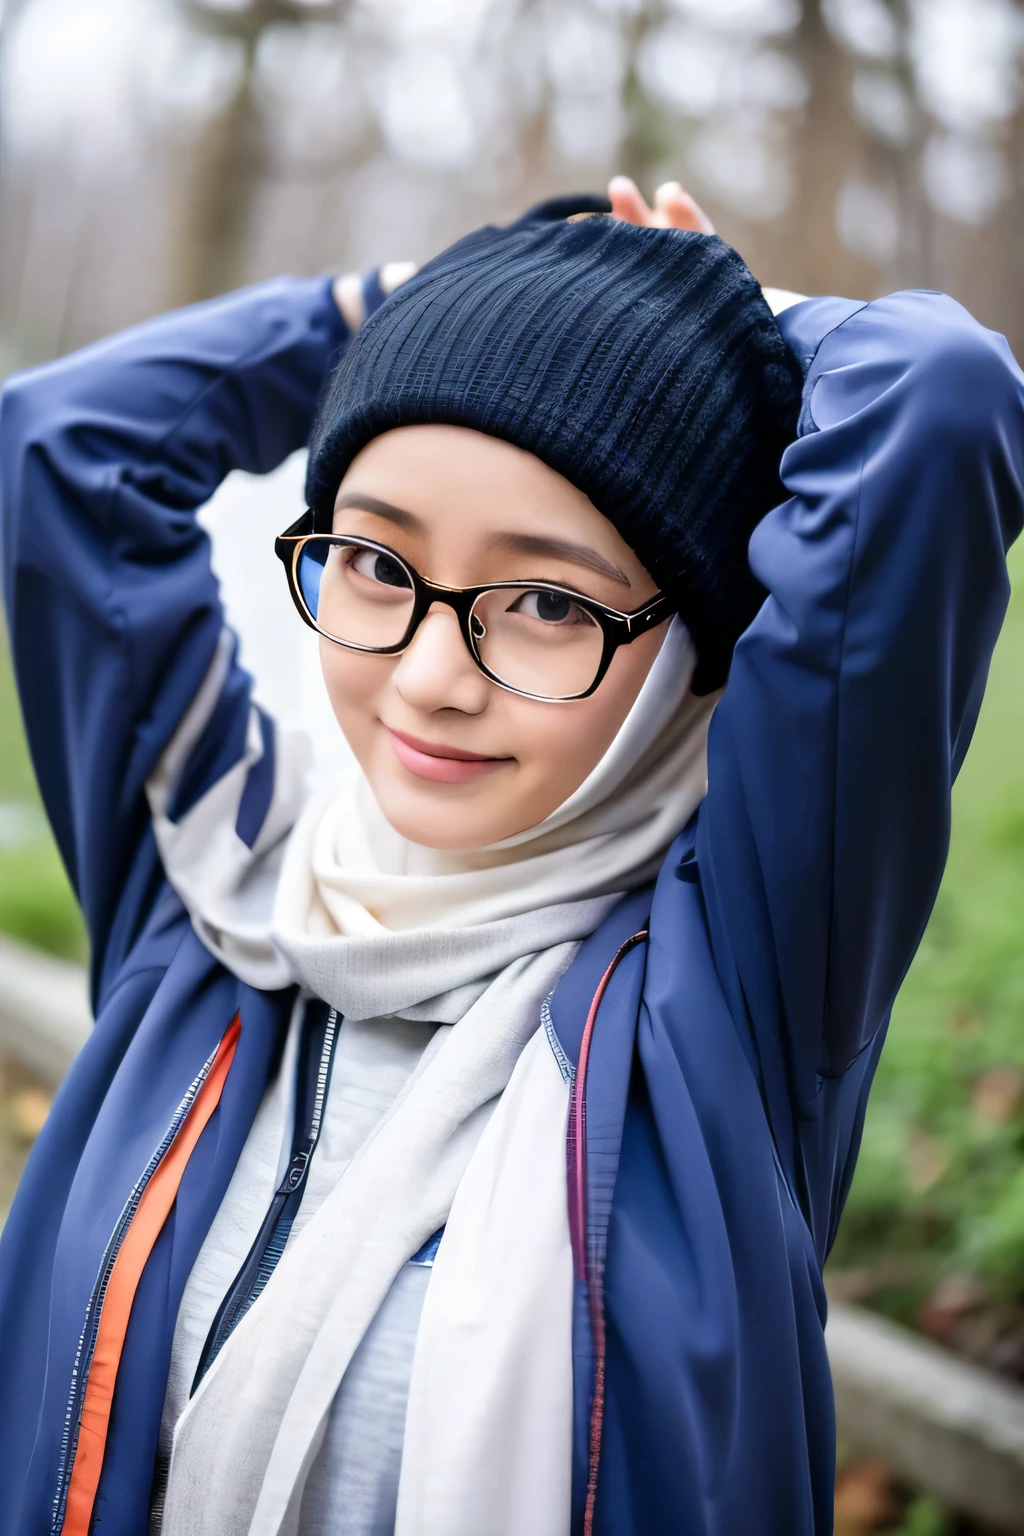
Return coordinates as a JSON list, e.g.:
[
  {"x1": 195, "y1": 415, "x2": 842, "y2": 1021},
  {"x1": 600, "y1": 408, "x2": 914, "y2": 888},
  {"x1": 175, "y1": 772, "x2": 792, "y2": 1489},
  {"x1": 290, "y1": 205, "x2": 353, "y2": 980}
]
[{"x1": 274, "y1": 511, "x2": 674, "y2": 703}]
